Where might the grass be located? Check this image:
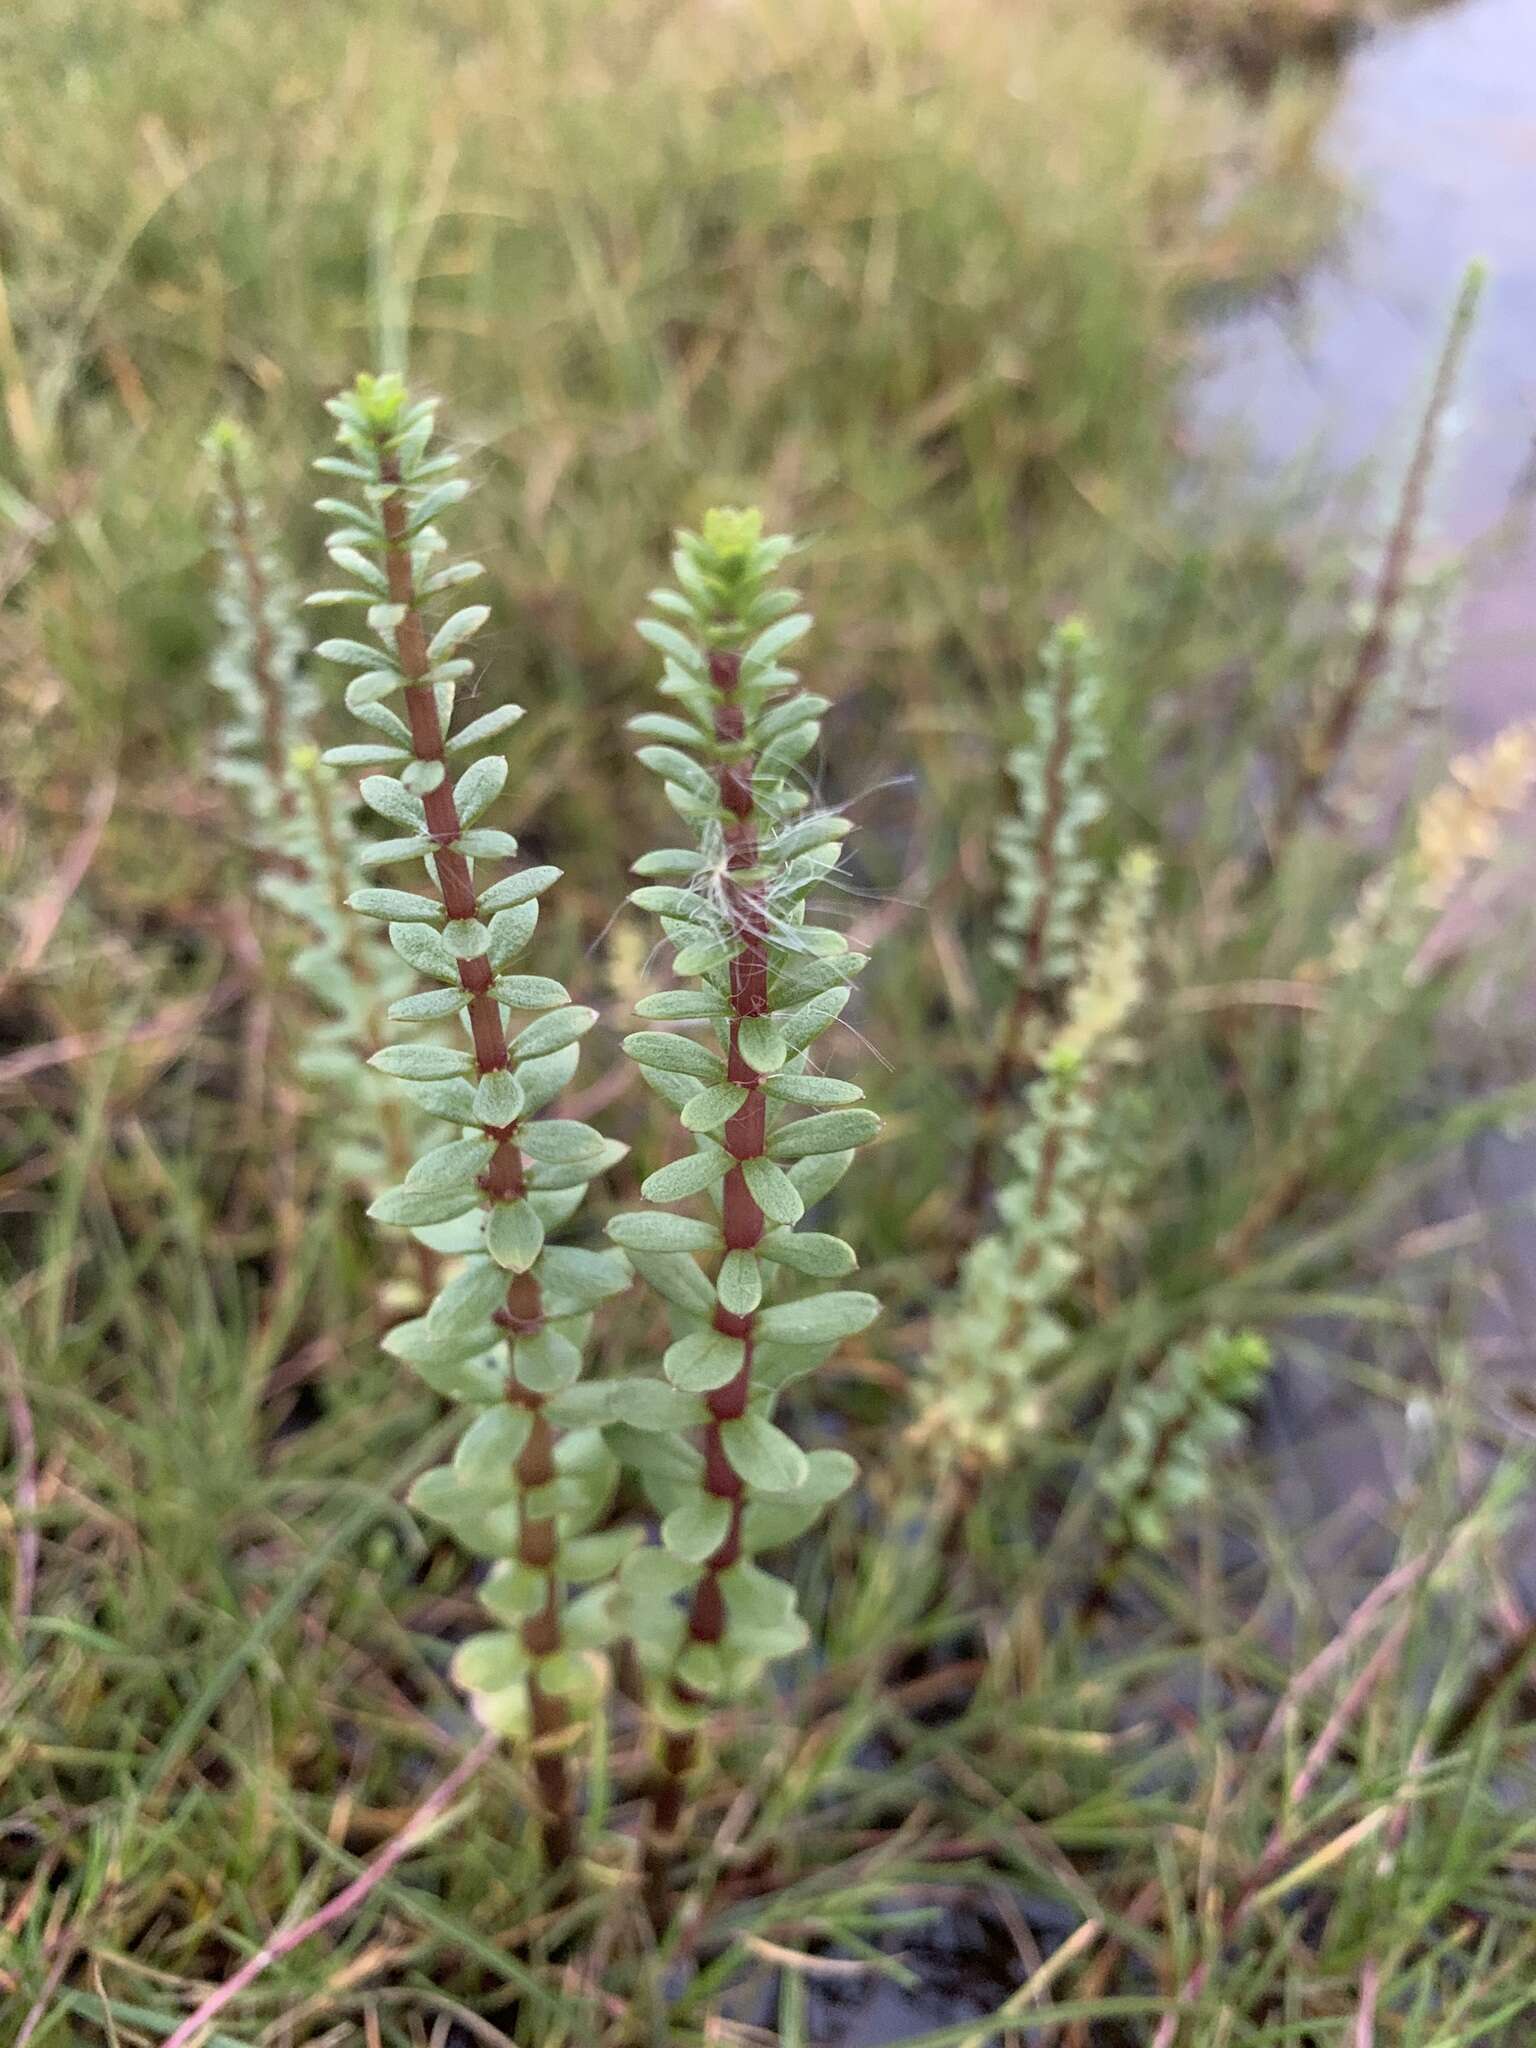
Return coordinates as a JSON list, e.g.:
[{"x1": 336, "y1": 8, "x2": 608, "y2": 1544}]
[
  {"x1": 6, "y1": 0, "x2": 1536, "y2": 2041},
  {"x1": 1126, "y1": 0, "x2": 1450, "y2": 85}
]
